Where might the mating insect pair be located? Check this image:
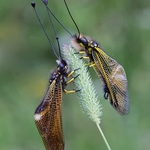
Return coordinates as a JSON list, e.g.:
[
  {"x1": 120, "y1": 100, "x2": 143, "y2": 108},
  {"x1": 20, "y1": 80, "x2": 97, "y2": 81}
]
[
  {"x1": 32, "y1": 0, "x2": 130, "y2": 149},
  {"x1": 46, "y1": 0, "x2": 129, "y2": 115}
]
